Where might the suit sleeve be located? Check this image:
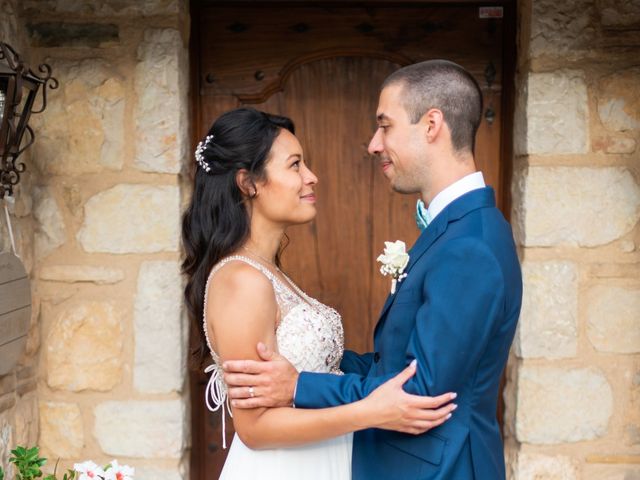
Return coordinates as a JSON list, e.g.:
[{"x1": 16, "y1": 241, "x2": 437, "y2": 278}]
[
  {"x1": 340, "y1": 350, "x2": 374, "y2": 375},
  {"x1": 401, "y1": 238, "x2": 504, "y2": 397},
  {"x1": 295, "y1": 370, "x2": 394, "y2": 408},
  {"x1": 294, "y1": 238, "x2": 504, "y2": 408}
]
